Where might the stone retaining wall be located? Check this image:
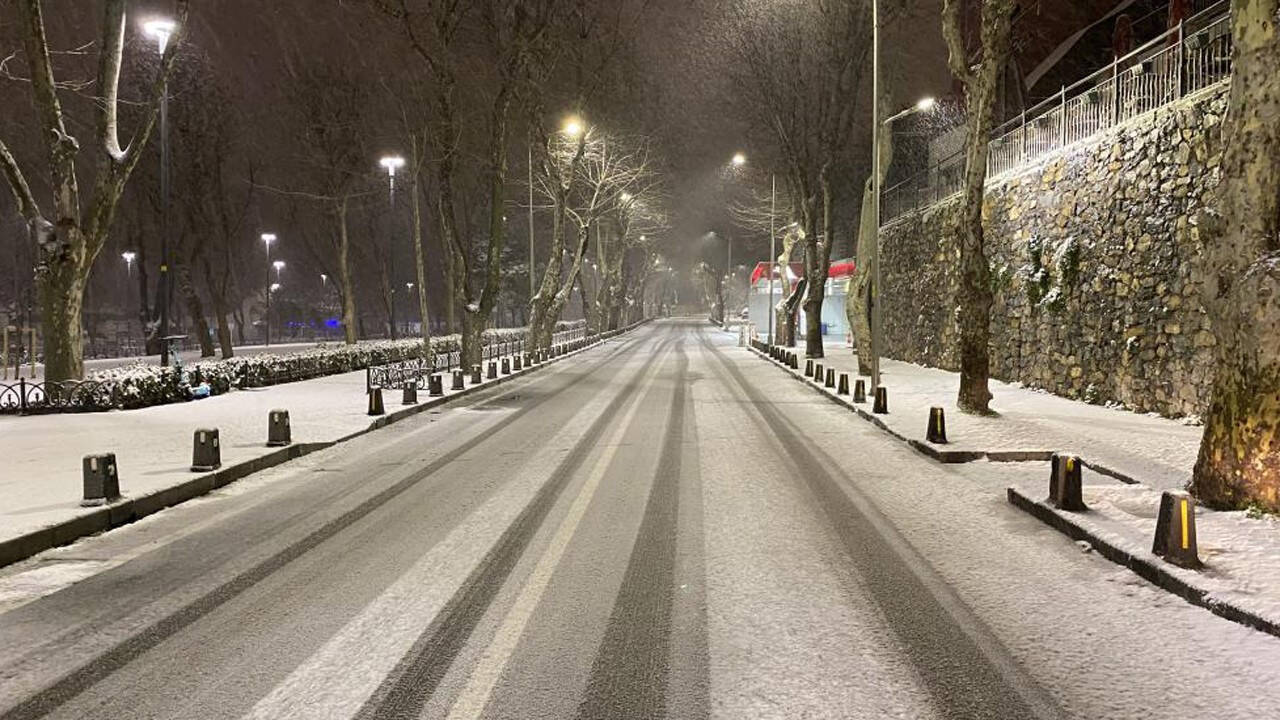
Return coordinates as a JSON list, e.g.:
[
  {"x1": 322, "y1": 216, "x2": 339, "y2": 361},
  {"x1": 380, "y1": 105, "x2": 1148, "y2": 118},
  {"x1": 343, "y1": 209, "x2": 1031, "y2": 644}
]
[{"x1": 880, "y1": 82, "x2": 1229, "y2": 418}]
